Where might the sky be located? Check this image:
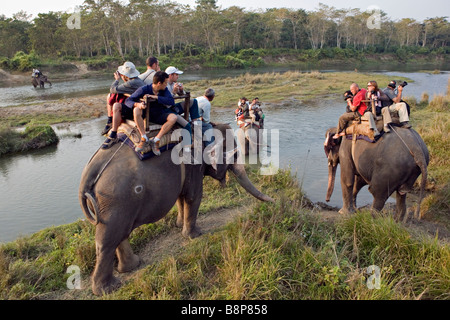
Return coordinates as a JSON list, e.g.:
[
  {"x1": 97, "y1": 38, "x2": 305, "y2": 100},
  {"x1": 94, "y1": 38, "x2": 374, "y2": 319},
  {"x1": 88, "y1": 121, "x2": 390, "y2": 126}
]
[{"x1": 1, "y1": 0, "x2": 449, "y2": 22}]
